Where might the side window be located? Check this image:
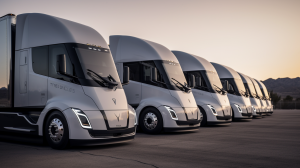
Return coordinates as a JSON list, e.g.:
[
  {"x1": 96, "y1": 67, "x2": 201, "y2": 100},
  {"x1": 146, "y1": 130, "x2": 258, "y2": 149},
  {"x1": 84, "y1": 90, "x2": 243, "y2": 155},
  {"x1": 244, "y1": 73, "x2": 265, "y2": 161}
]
[
  {"x1": 32, "y1": 46, "x2": 49, "y2": 76},
  {"x1": 123, "y1": 62, "x2": 140, "y2": 82},
  {"x1": 141, "y1": 61, "x2": 165, "y2": 87},
  {"x1": 143, "y1": 65, "x2": 152, "y2": 82},
  {"x1": 228, "y1": 83, "x2": 235, "y2": 94},
  {"x1": 187, "y1": 71, "x2": 207, "y2": 91},
  {"x1": 49, "y1": 44, "x2": 74, "y2": 81}
]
